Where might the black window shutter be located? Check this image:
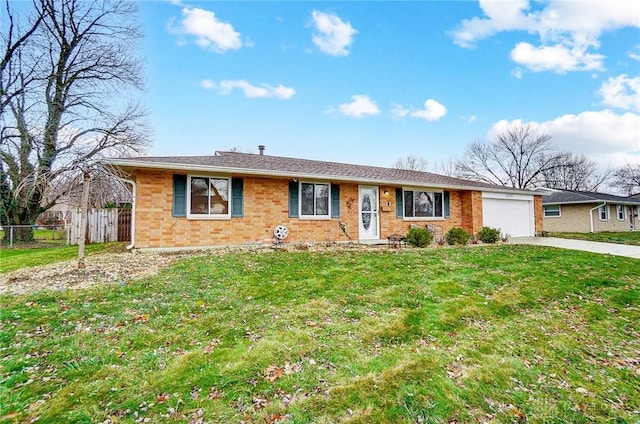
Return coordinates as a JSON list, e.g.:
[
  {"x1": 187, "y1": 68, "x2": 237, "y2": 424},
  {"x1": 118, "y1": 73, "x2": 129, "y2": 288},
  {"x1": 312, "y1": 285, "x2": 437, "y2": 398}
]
[
  {"x1": 288, "y1": 181, "x2": 299, "y2": 218},
  {"x1": 231, "y1": 178, "x2": 244, "y2": 217},
  {"x1": 331, "y1": 184, "x2": 340, "y2": 218},
  {"x1": 396, "y1": 188, "x2": 403, "y2": 218},
  {"x1": 172, "y1": 175, "x2": 187, "y2": 217},
  {"x1": 444, "y1": 191, "x2": 450, "y2": 218}
]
